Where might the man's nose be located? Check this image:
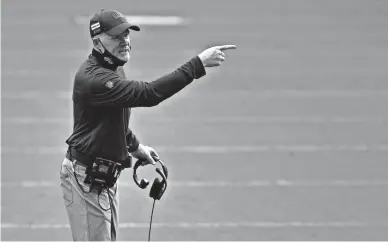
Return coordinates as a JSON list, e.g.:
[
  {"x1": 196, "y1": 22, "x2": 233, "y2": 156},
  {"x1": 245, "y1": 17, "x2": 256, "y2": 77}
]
[{"x1": 120, "y1": 37, "x2": 130, "y2": 45}]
